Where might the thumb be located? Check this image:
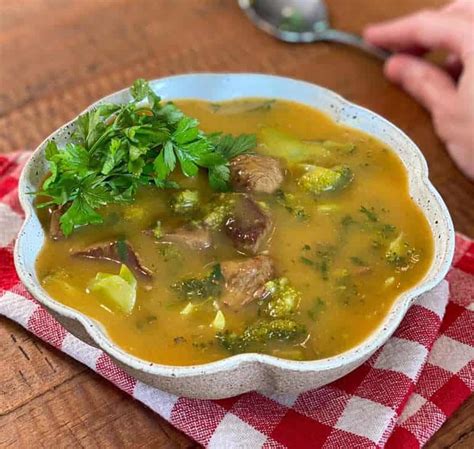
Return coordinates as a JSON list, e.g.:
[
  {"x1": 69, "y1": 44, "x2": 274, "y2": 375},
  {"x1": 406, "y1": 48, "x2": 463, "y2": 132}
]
[{"x1": 384, "y1": 54, "x2": 457, "y2": 114}]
